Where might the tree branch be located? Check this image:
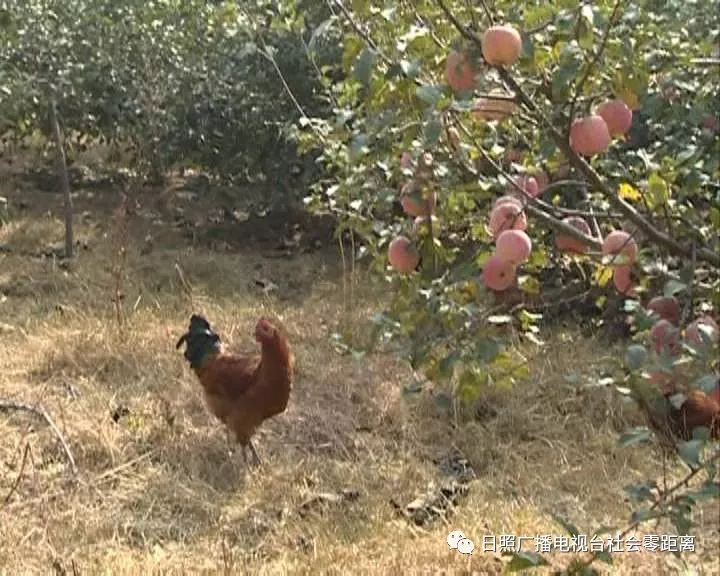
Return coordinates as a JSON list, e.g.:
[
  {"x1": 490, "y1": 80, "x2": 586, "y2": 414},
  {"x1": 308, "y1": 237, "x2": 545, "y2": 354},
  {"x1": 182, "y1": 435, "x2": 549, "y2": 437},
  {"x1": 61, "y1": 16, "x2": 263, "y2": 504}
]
[
  {"x1": 332, "y1": 0, "x2": 511, "y2": 103},
  {"x1": 433, "y1": 0, "x2": 720, "y2": 268},
  {"x1": 577, "y1": 448, "x2": 720, "y2": 569},
  {"x1": 567, "y1": 0, "x2": 624, "y2": 130},
  {"x1": 452, "y1": 117, "x2": 603, "y2": 250},
  {"x1": 500, "y1": 69, "x2": 719, "y2": 266},
  {"x1": 406, "y1": 0, "x2": 447, "y2": 51},
  {"x1": 49, "y1": 96, "x2": 74, "y2": 259},
  {"x1": 478, "y1": 0, "x2": 494, "y2": 25}
]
